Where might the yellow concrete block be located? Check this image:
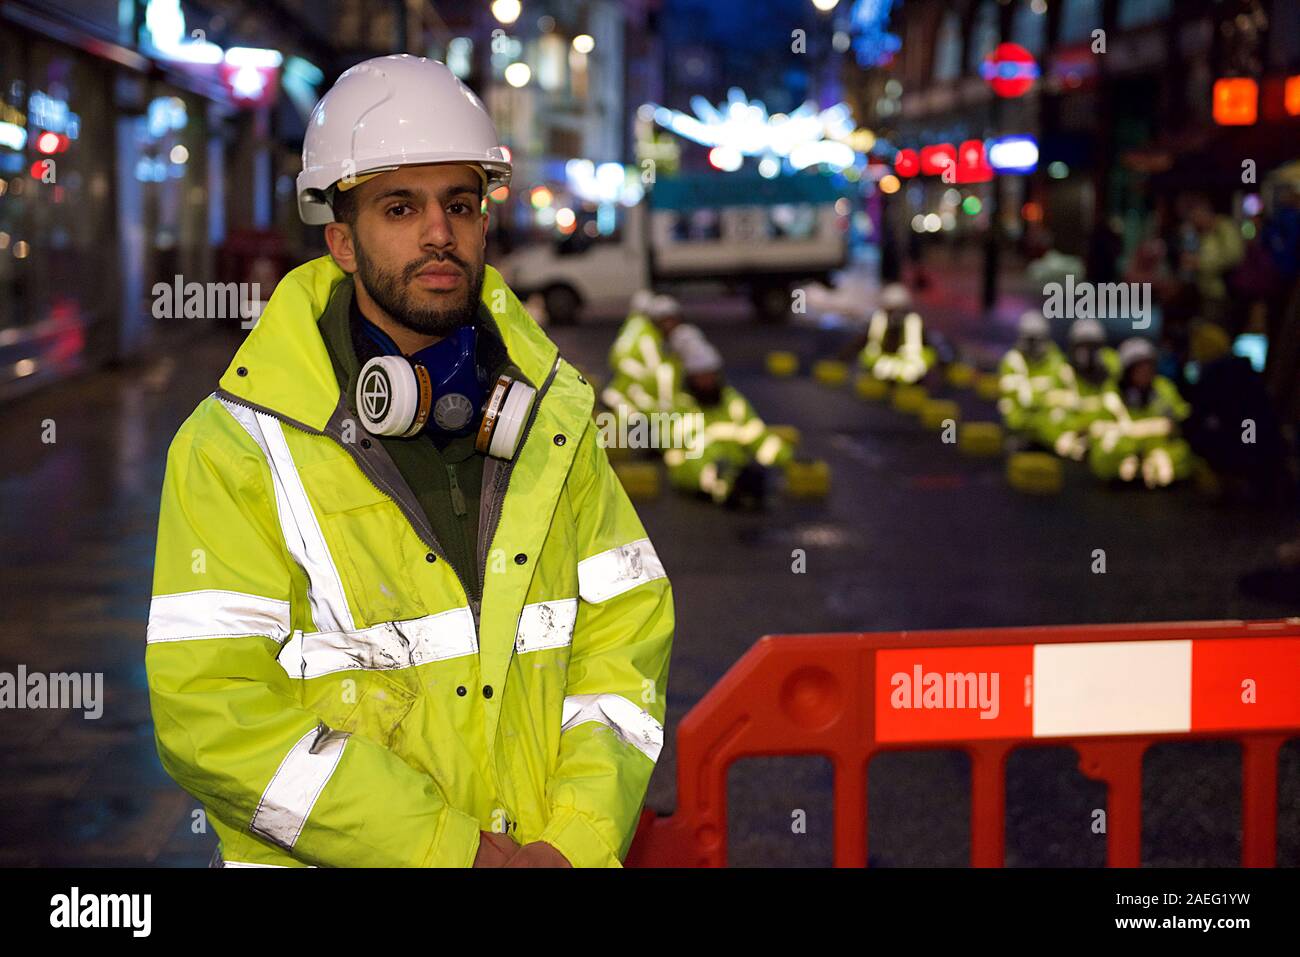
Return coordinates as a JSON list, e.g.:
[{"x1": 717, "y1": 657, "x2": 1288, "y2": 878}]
[
  {"x1": 920, "y1": 399, "x2": 960, "y2": 431},
  {"x1": 1006, "y1": 451, "x2": 1063, "y2": 495},
  {"x1": 784, "y1": 459, "x2": 830, "y2": 499},
  {"x1": 766, "y1": 351, "x2": 800, "y2": 377},
  {"x1": 975, "y1": 372, "x2": 1001, "y2": 402},
  {"x1": 958, "y1": 421, "x2": 1004, "y2": 458},
  {"x1": 855, "y1": 374, "x2": 889, "y2": 401},
  {"x1": 892, "y1": 383, "x2": 928, "y2": 413},
  {"x1": 769, "y1": 424, "x2": 801, "y2": 449},
  {"x1": 613, "y1": 461, "x2": 660, "y2": 499},
  {"x1": 945, "y1": 362, "x2": 976, "y2": 388},
  {"x1": 812, "y1": 359, "x2": 849, "y2": 386}
]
